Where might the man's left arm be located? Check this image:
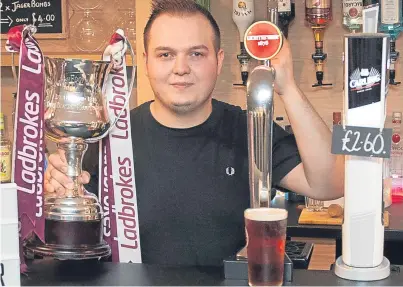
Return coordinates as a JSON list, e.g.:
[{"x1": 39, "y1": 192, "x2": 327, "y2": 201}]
[
  {"x1": 279, "y1": 84, "x2": 344, "y2": 200},
  {"x1": 272, "y1": 39, "x2": 344, "y2": 201}
]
